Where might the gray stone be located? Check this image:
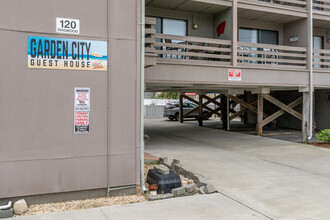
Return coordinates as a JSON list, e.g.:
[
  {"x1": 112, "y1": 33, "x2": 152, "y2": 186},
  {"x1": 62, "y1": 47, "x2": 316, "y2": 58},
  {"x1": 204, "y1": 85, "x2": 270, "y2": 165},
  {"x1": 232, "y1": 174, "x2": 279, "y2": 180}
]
[
  {"x1": 185, "y1": 191, "x2": 195, "y2": 196},
  {"x1": 198, "y1": 186, "x2": 206, "y2": 194},
  {"x1": 13, "y1": 199, "x2": 27, "y2": 215},
  {"x1": 154, "y1": 164, "x2": 169, "y2": 175},
  {"x1": 171, "y1": 187, "x2": 185, "y2": 197},
  {"x1": 193, "y1": 174, "x2": 208, "y2": 187},
  {"x1": 160, "y1": 193, "x2": 174, "y2": 199},
  {"x1": 185, "y1": 184, "x2": 196, "y2": 193},
  {"x1": 148, "y1": 195, "x2": 161, "y2": 201},
  {"x1": 171, "y1": 162, "x2": 184, "y2": 174},
  {"x1": 163, "y1": 161, "x2": 172, "y2": 168},
  {"x1": 0, "y1": 208, "x2": 13, "y2": 219},
  {"x1": 205, "y1": 184, "x2": 217, "y2": 194},
  {"x1": 172, "y1": 159, "x2": 180, "y2": 164},
  {"x1": 159, "y1": 157, "x2": 168, "y2": 164}
]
